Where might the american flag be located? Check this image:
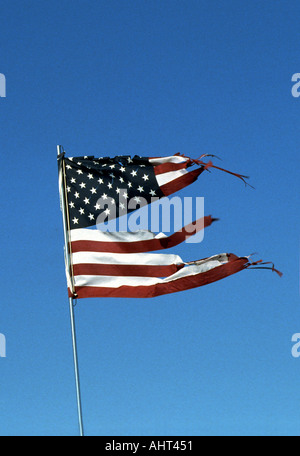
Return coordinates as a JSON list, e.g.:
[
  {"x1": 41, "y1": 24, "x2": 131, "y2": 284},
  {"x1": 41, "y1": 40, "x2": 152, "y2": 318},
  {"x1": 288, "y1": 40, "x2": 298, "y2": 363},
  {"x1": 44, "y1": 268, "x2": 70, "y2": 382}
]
[
  {"x1": 58, "y1": 152, "x2": 280, "y2": 299},
  {"x1": 60, "y1": 153, "x2": 208, "y2": 229}
]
